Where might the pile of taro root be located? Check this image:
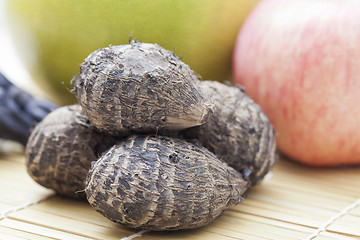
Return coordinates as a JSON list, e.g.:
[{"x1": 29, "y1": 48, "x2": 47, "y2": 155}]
[{"x1": 26, "y1": 41, "x2": 276, "y2": 231}]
